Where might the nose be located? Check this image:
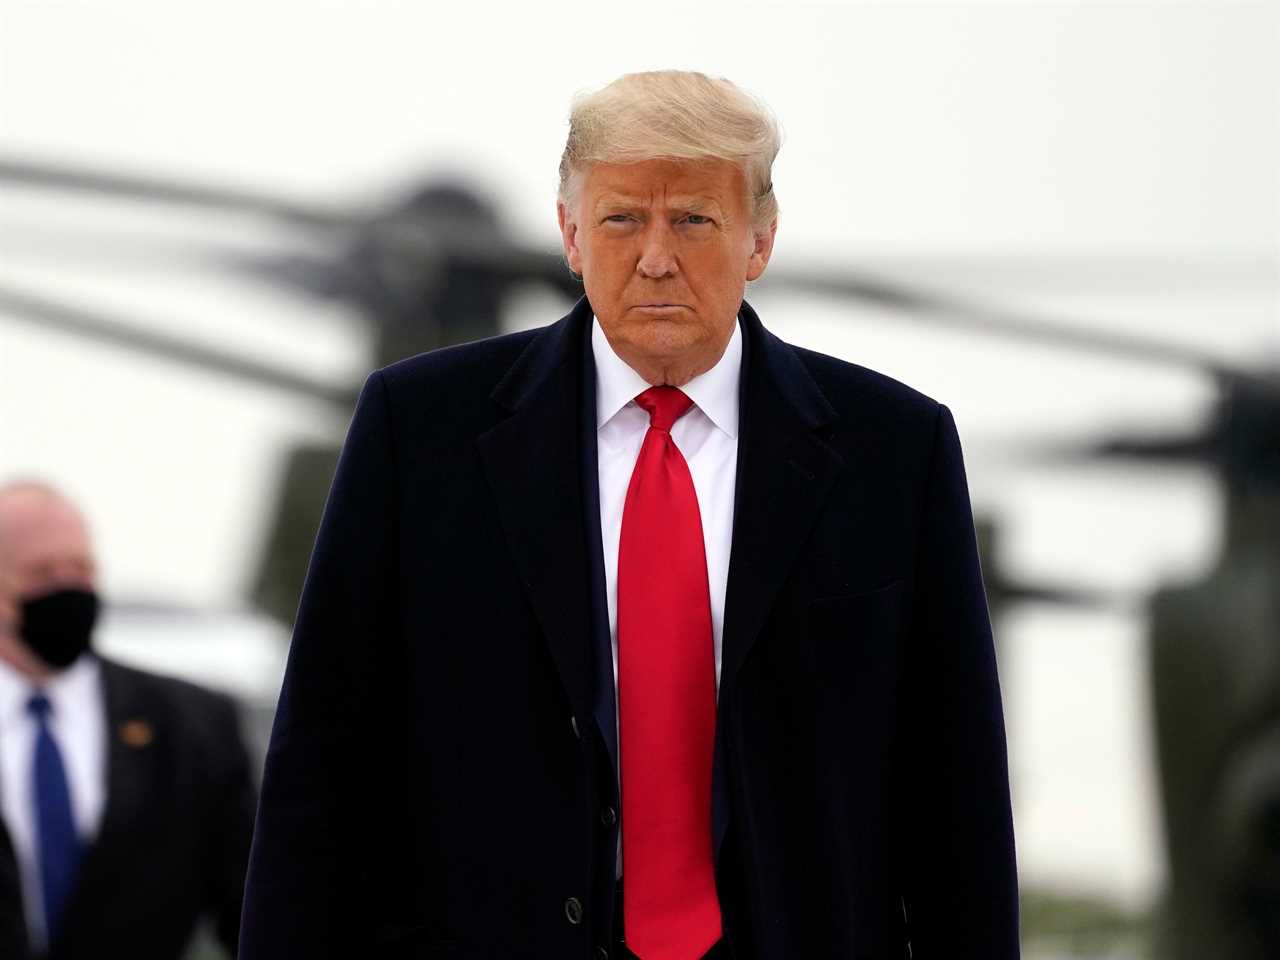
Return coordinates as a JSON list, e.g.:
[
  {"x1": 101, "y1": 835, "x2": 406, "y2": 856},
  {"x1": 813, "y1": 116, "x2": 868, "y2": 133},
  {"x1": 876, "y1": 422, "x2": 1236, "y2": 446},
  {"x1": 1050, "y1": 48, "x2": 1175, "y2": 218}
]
[{"x1": 636, "y1": 221, "x2": 678, "y2": 279}]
